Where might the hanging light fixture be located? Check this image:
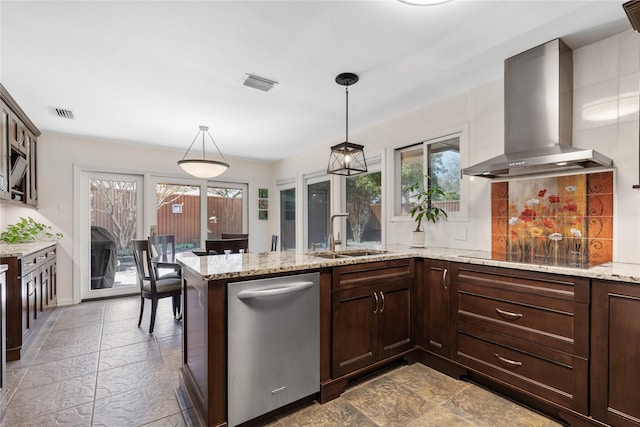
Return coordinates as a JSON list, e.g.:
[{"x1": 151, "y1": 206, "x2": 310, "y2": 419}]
[
  {"x1": 177, "y1": 125, "x2": 230, "y2": 178},
  {"x1": 397, "y1": 0, "x2": 453, "y2": 5},
  {"x1": 327, "y1": 72, "x2": 367, "y2": 176}
]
